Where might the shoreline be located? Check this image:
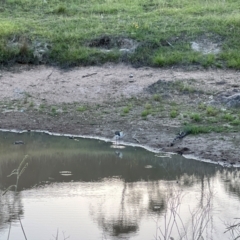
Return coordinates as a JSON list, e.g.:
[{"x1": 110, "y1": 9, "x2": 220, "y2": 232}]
[{"x1": 0, "y1": 64, "x2": 240, "y2": 165}]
